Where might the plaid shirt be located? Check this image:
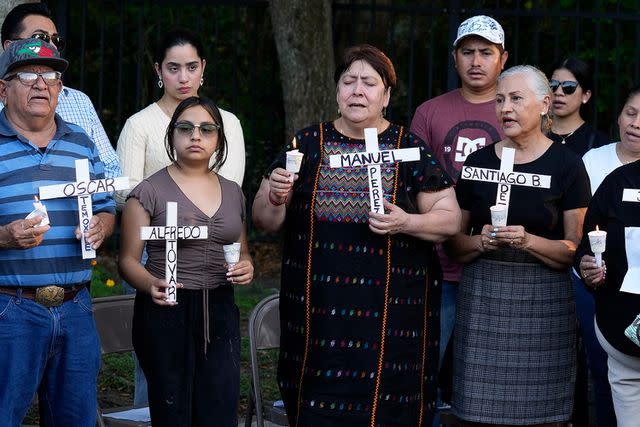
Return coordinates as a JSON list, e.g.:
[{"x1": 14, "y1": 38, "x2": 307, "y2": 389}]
[{"x1": 0, "y1": 86, "x2": 121, "y2": 179}]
